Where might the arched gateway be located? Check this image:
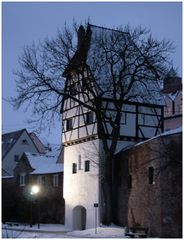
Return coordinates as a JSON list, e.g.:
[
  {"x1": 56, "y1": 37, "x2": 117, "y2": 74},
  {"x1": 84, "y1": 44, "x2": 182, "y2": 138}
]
[{"x1": 73, "y1": 206, "x2": 86, "y2": 230}]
